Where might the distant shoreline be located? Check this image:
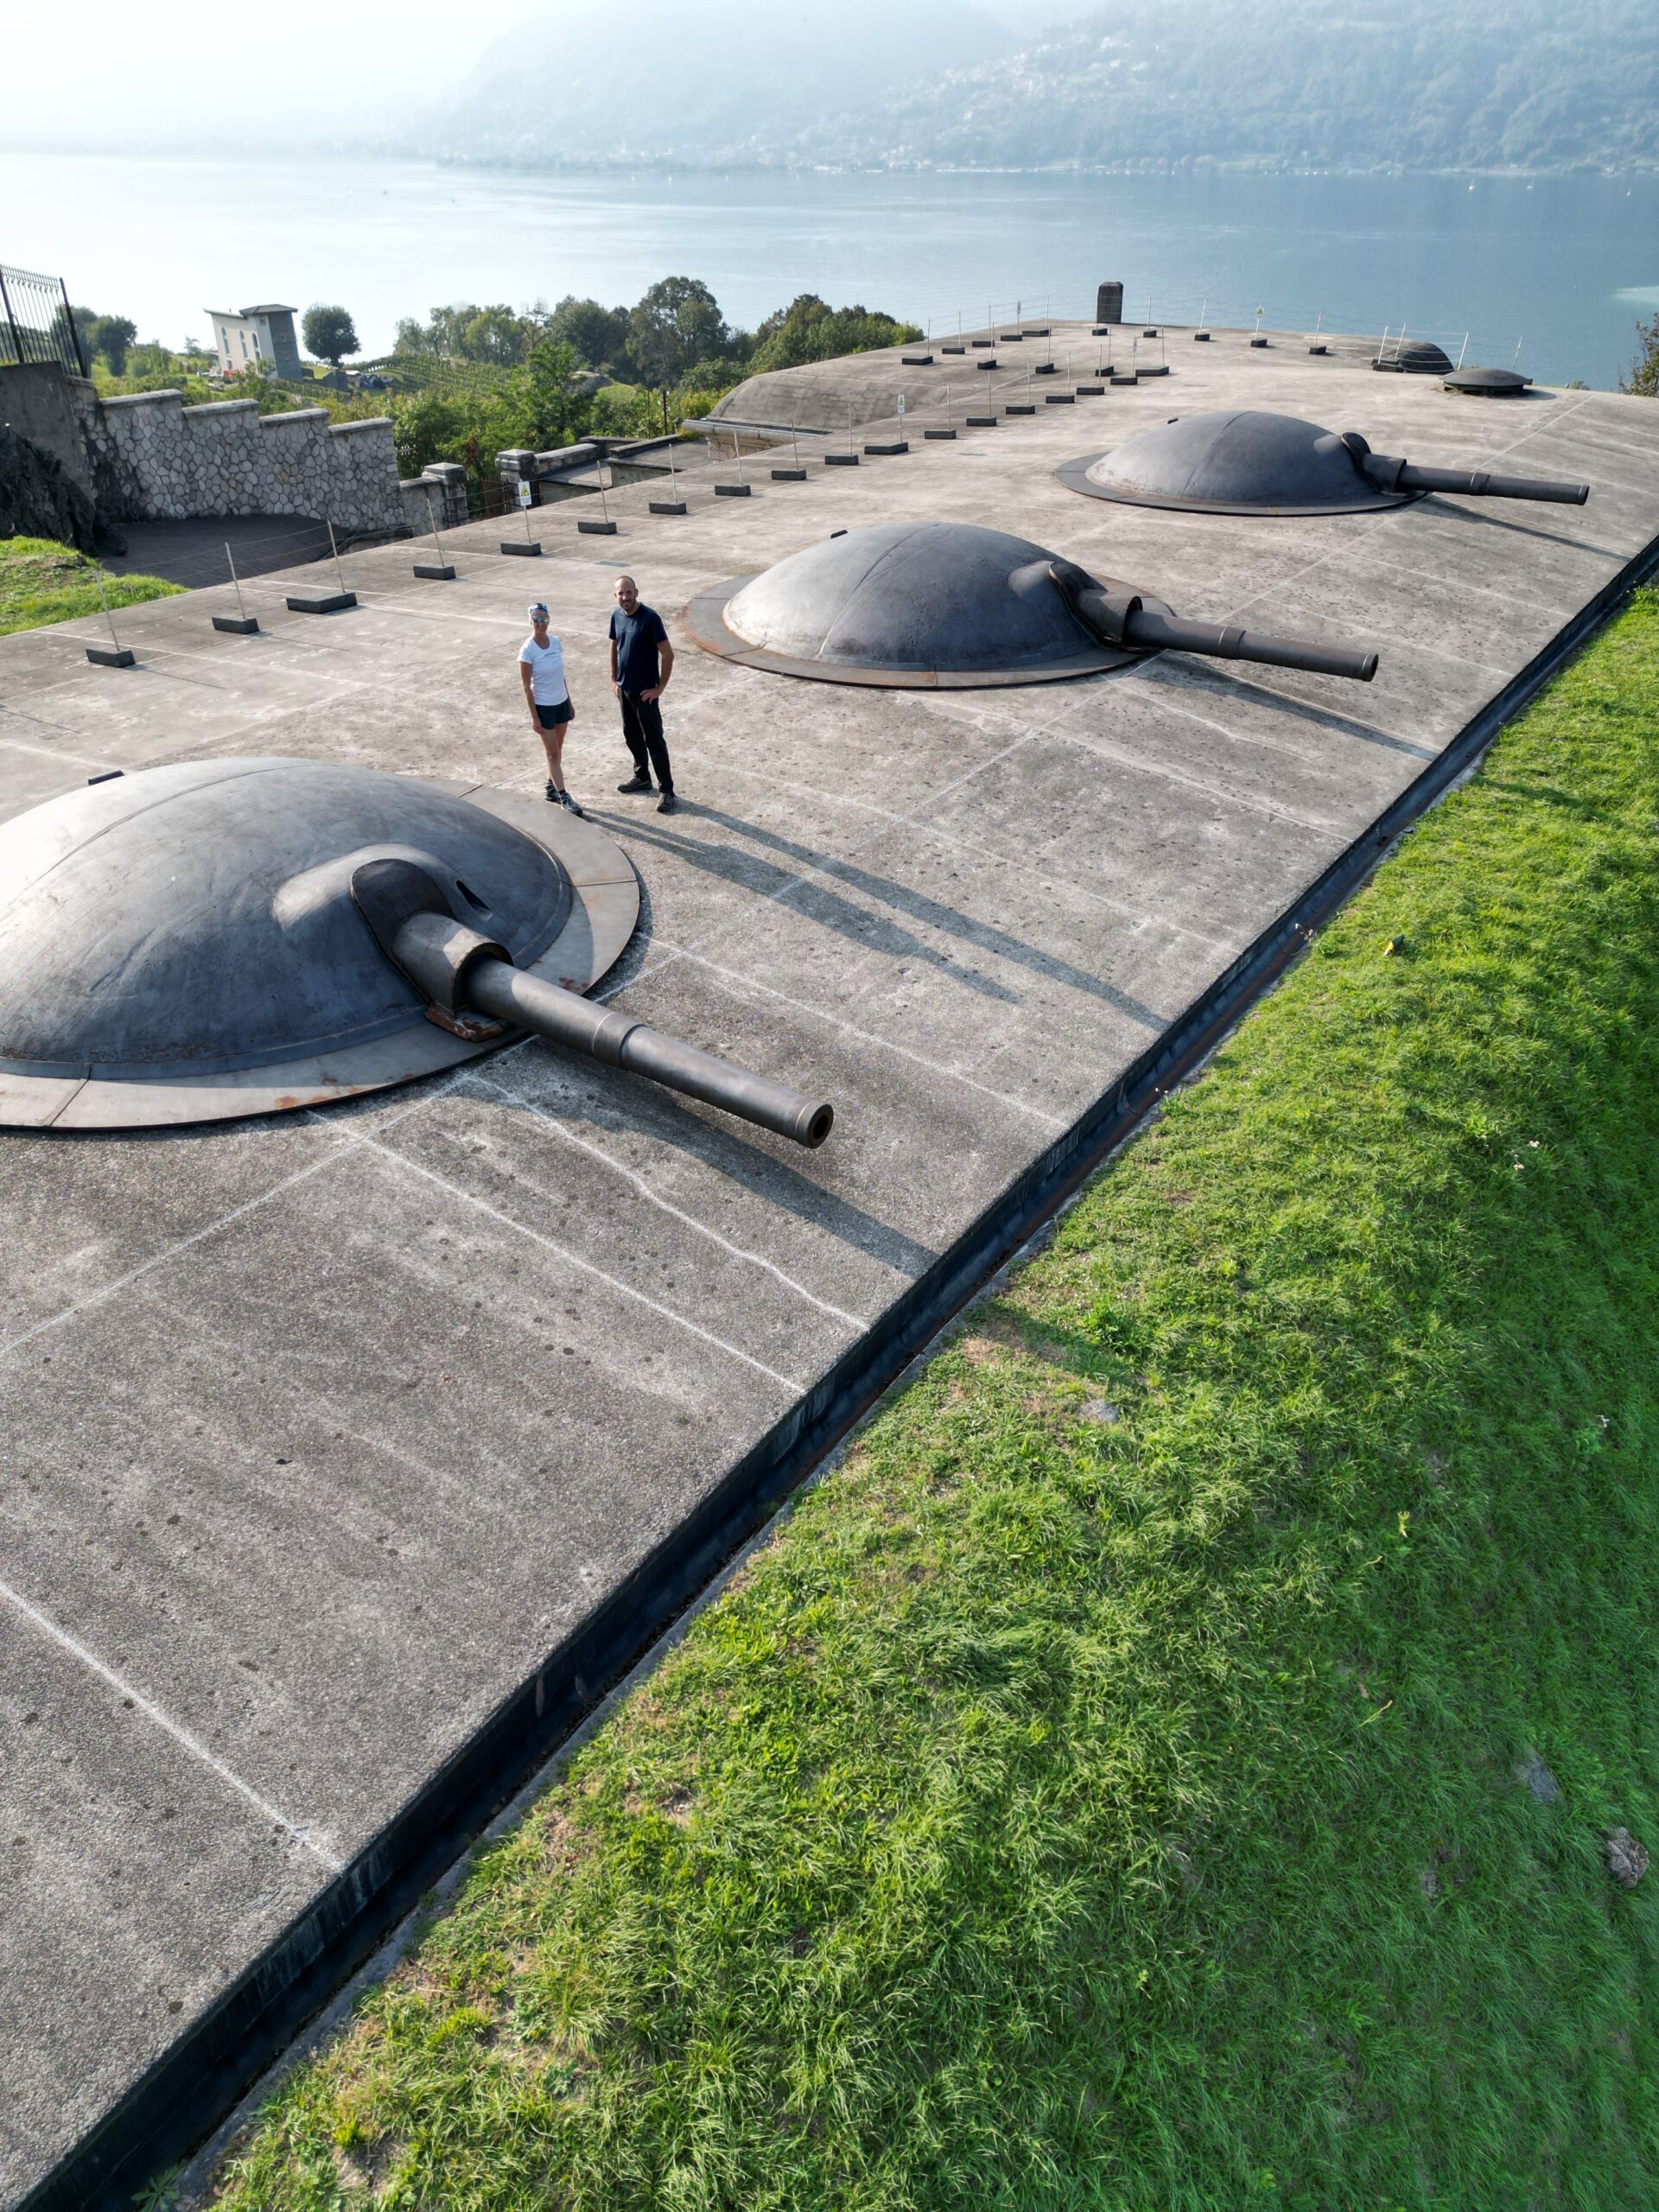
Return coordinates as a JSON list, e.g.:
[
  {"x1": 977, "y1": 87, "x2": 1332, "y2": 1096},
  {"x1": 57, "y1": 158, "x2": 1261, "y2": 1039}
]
[{"x1": 10, "y1": 142, "x2": 1659, "y2": 182}]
